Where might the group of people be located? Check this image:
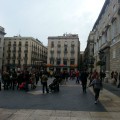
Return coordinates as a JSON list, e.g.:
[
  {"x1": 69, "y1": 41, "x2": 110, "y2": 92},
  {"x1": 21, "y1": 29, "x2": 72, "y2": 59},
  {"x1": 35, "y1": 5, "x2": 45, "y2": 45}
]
[
  {"x1": 0, "y1": 69, "x2": 104, "y2": 104},
  {"x1": 0, "y1": 70, "x2": 40, "y2": 91}
]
